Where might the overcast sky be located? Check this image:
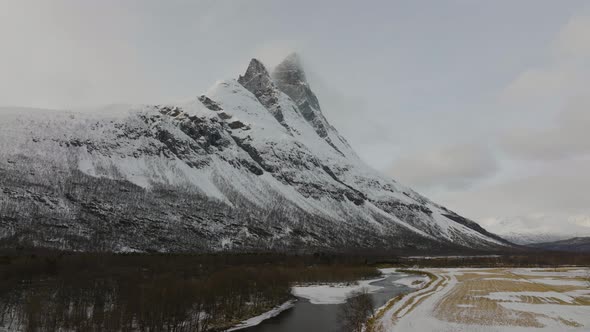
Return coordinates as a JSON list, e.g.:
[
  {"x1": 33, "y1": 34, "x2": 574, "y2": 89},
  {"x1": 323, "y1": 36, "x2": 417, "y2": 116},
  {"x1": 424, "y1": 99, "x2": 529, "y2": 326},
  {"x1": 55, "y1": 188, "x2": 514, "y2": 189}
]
[{"x1": 1, "y1": 0, "x2": 589, "y2": 237}]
